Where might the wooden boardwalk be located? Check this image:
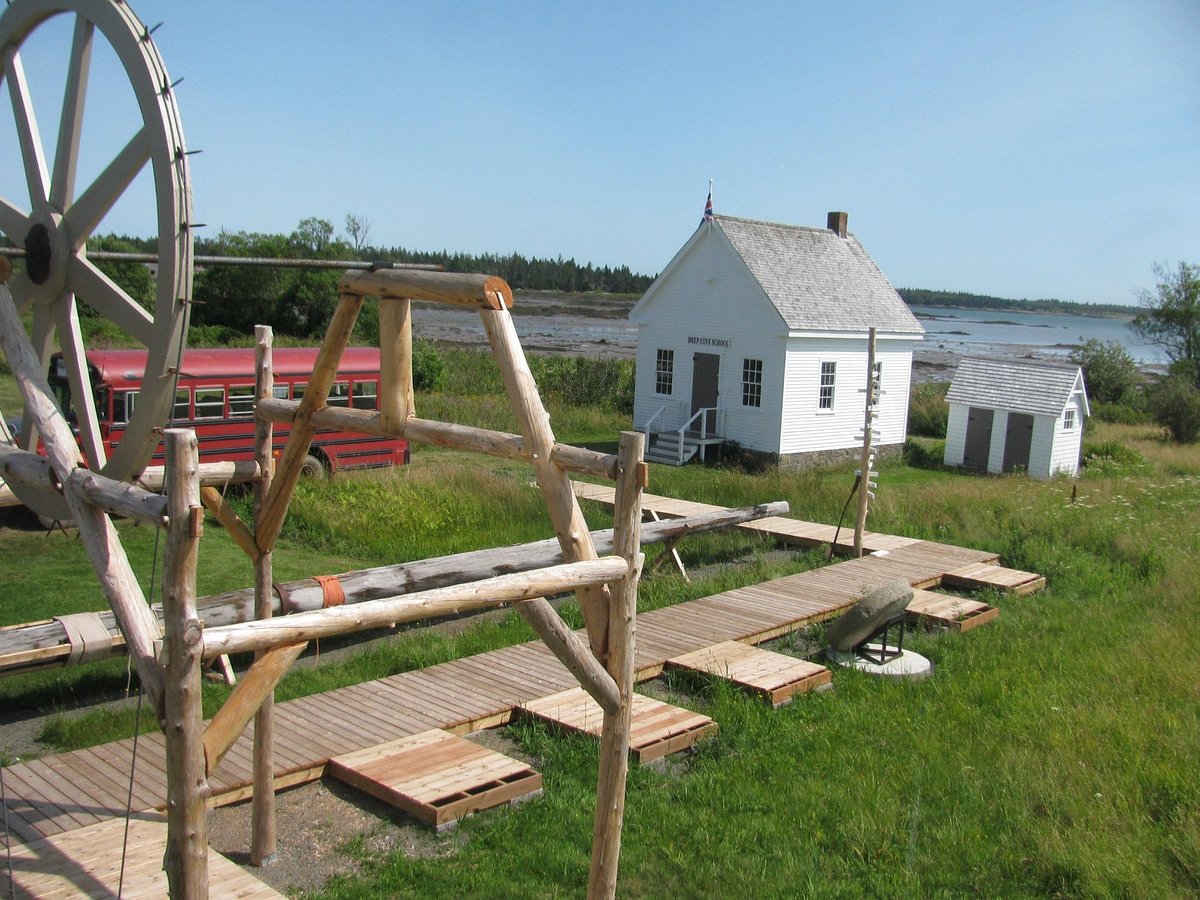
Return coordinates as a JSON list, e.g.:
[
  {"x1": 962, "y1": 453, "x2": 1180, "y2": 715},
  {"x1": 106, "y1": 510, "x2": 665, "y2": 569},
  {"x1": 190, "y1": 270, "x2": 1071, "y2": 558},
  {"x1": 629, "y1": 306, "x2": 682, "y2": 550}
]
[{"x1": 1, "y1": 490, "x2": 1041, "y2": 894}]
